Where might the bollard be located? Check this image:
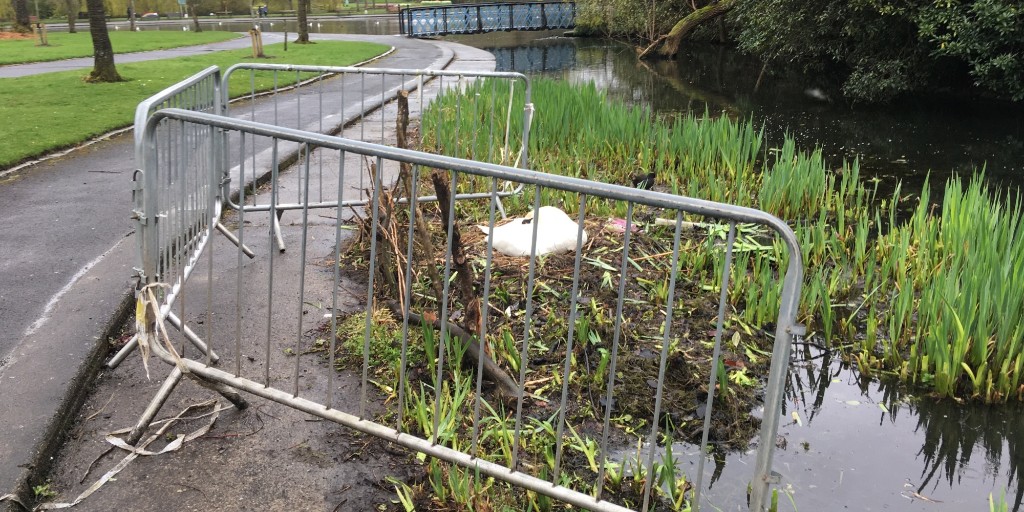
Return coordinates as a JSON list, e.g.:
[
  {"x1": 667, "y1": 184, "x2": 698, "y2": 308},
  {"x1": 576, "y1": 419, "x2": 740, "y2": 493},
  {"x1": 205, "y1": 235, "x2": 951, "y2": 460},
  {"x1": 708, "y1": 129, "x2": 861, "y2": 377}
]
[
  {"x1": 35, "y1": 22, "x2": 49, "y2": 46},
  {"x1": 249, "y1": 27, "x2": 264, "y2": 57}
]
